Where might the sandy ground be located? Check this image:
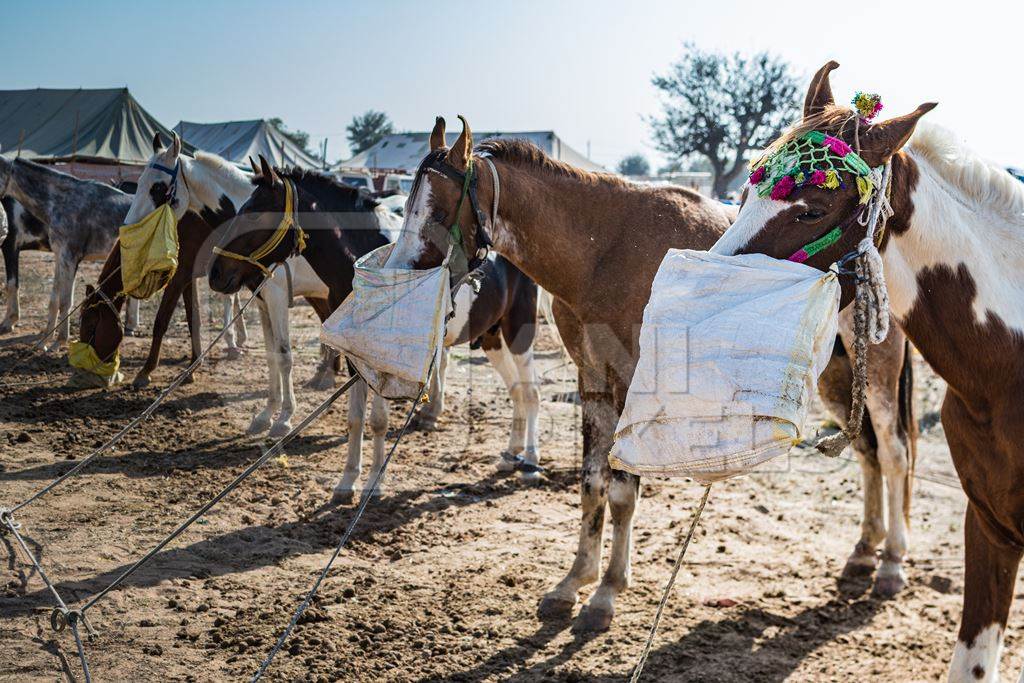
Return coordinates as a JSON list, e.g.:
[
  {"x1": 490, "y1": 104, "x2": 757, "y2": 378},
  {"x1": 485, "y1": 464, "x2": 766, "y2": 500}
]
[{"x1": 1, "y1": 251, "x2": 1021, "y2": 682}]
